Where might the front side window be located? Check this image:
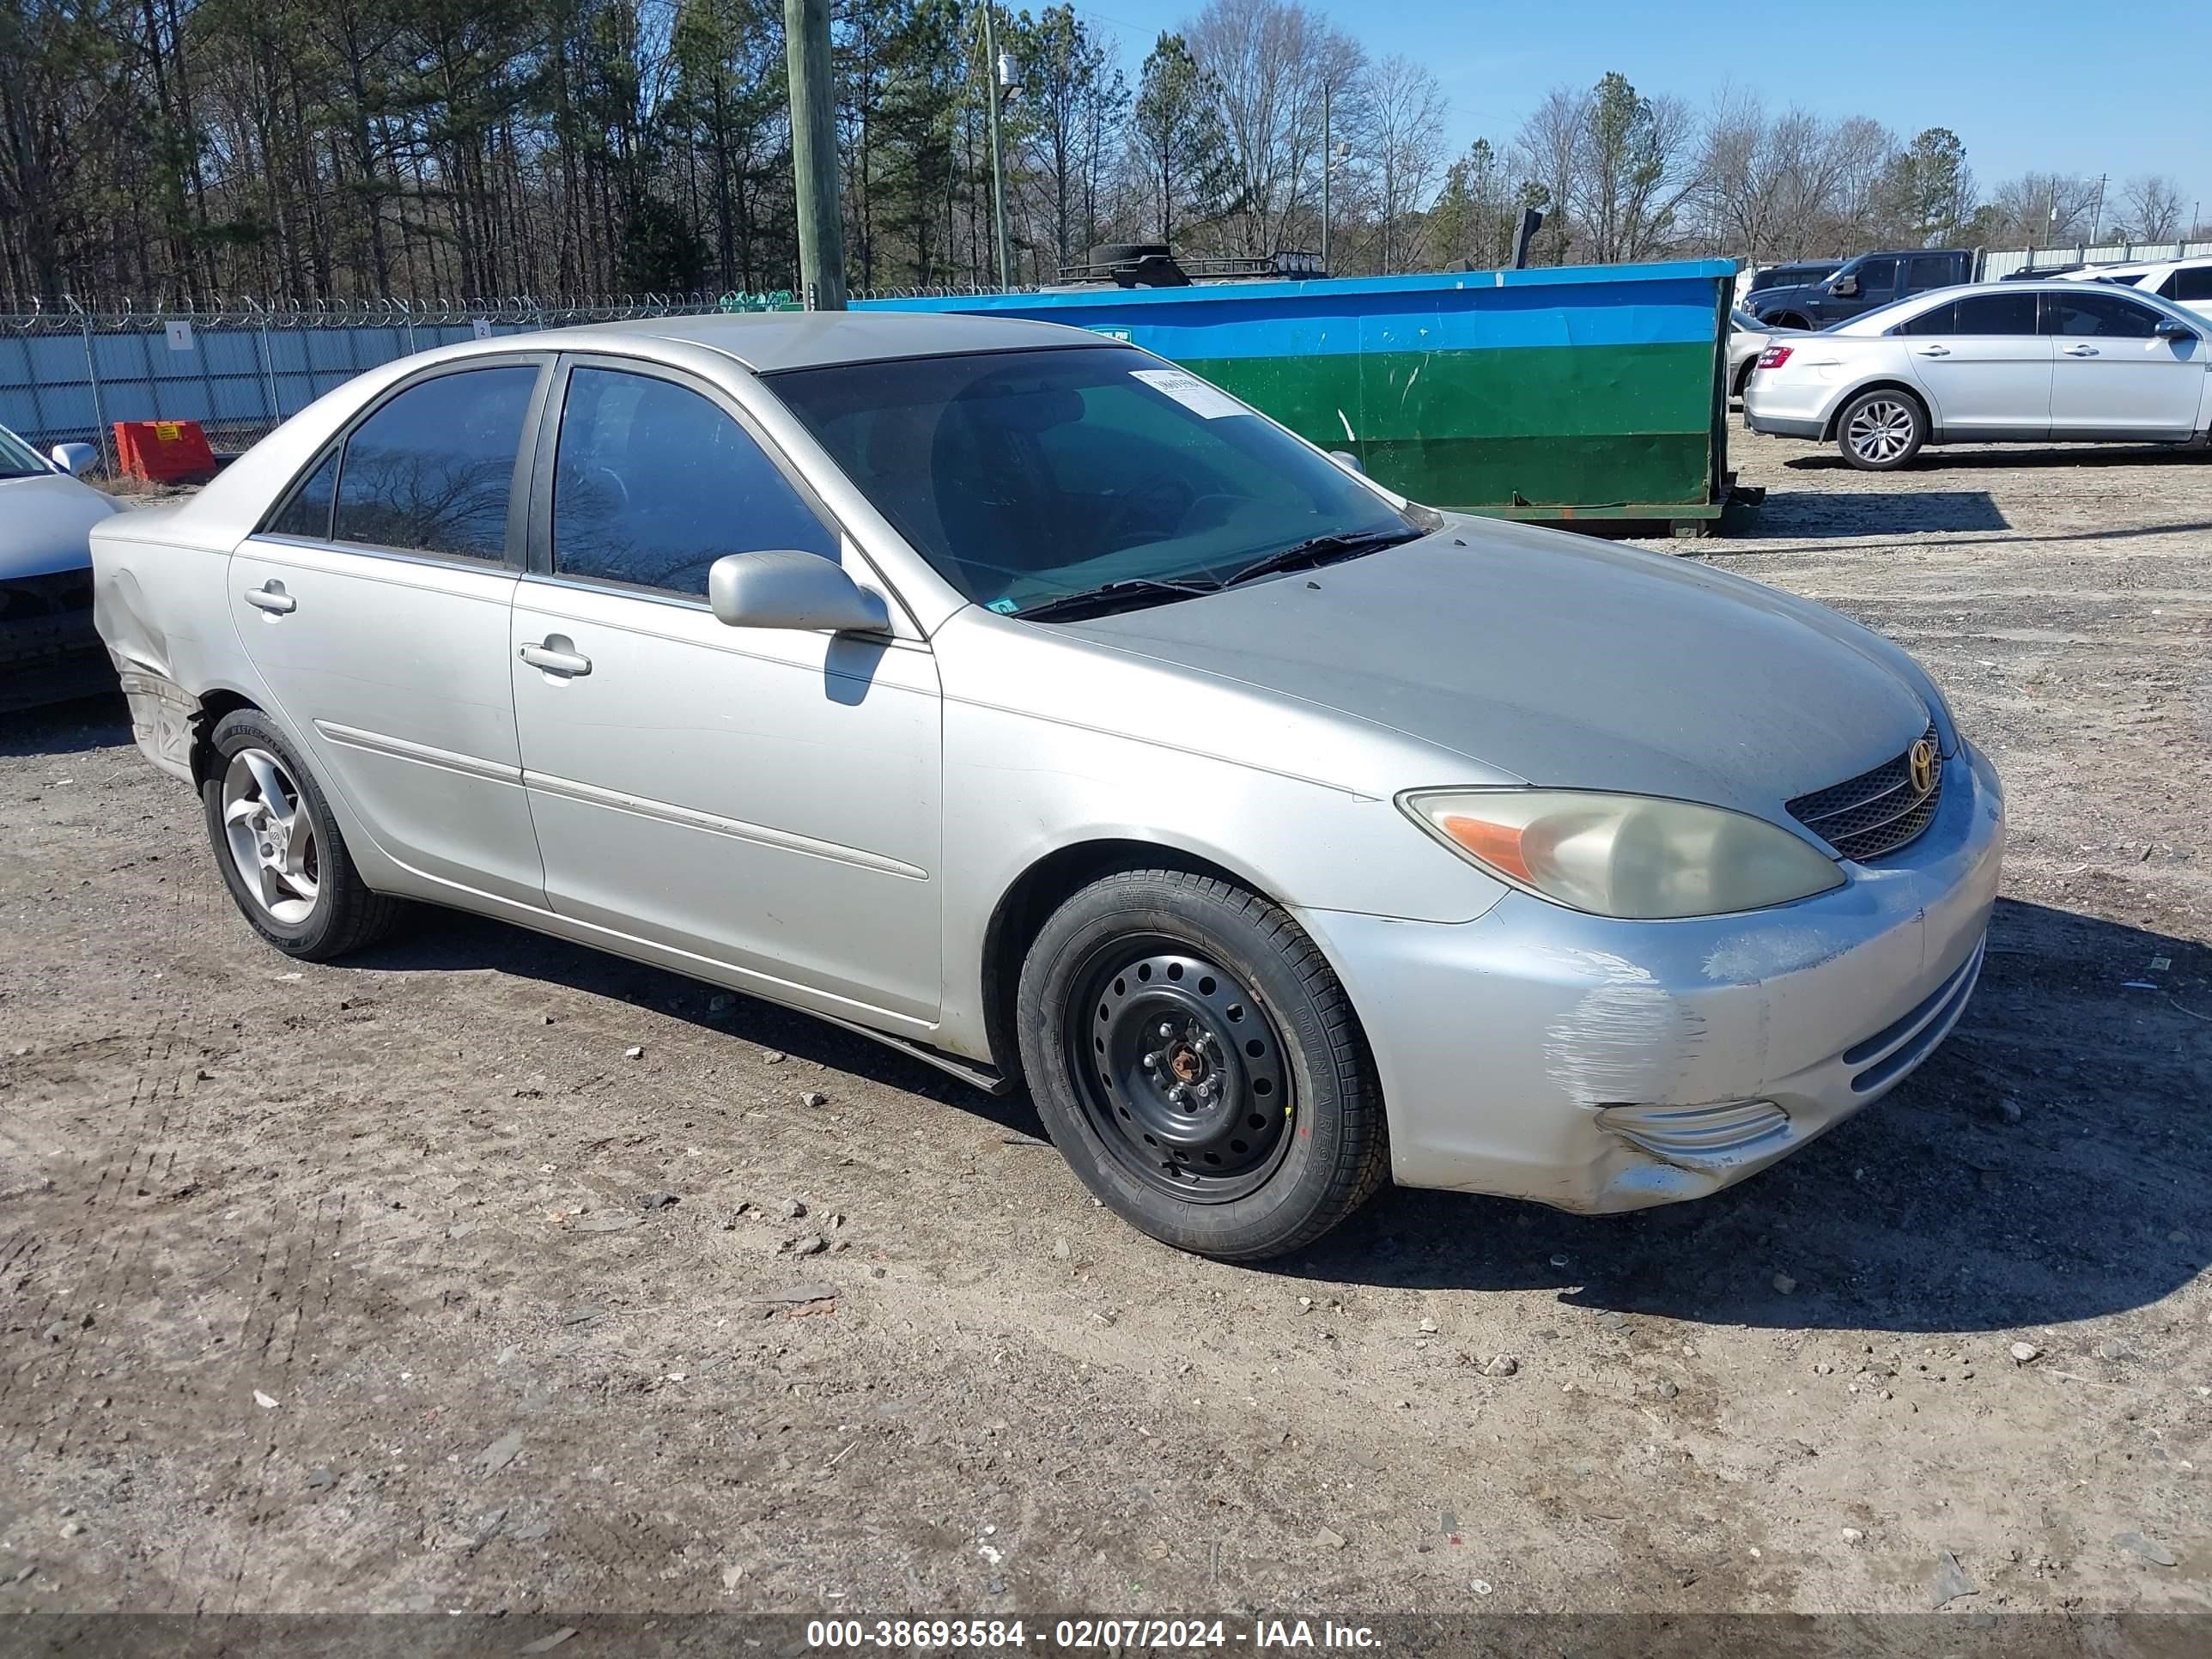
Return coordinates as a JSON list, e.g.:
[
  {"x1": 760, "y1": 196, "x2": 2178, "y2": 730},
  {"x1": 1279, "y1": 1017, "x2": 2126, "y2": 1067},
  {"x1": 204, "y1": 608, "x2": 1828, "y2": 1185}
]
[
  {"x1": 2043, "y1": 291, "x2": 2161, "y2": 338},
  {"x1": 551, "y1": 368, "x2": 838, "y2": 598},
  {"x1": 1949, "y1": 293, "x2": 2039, "y2": 336},
  {"x1": 768, "y1": 345, "x2": 1420, "y2": 616},
  {"x1": 1852, "y1": 258, "x2": 1898, "y2": 299},
  {"x1": 331, "y1": 366, "x2": 537, "y2": 559}
]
